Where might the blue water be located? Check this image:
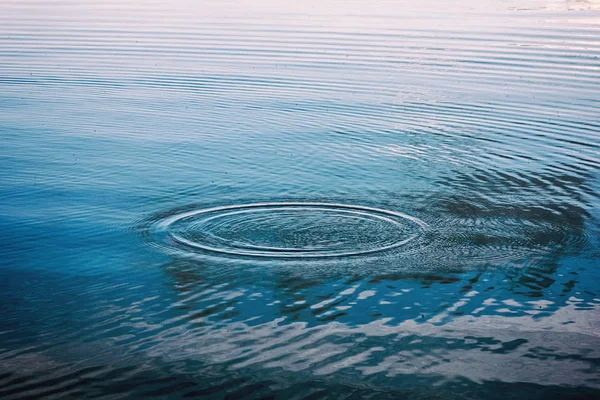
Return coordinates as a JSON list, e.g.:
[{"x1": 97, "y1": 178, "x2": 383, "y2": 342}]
[{"x1": 1, "y1": 0, "x2": 600, "y2": 398}]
